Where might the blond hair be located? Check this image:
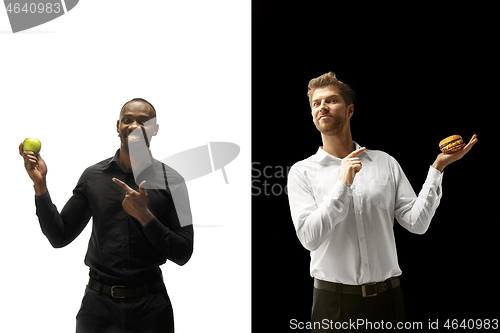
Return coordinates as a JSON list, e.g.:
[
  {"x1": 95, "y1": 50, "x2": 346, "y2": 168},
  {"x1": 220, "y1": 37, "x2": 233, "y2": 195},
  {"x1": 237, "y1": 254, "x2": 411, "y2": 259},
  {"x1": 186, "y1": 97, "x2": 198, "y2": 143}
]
[{"x1": 307, "y1": 72, "x2": 355, "y2": 107}]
